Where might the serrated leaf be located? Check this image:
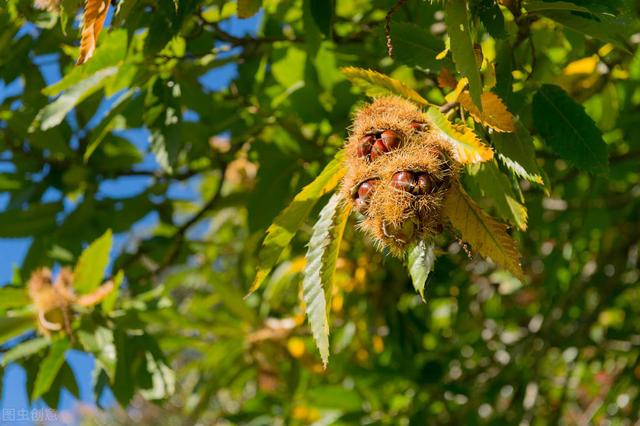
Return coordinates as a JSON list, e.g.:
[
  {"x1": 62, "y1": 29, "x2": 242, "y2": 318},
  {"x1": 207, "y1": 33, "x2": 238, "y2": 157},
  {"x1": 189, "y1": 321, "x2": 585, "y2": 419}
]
[
  {"x1": 443, "y1": 182, "x2": 523, "y2": 278},
  {"x1": 2, "y1": 337, "x2": 49, "y2": 366},
  {"x1": 341, "y1": 67, "x2": 431, "y2": 107},
  {"x1": 445, "y1": 0, "x2": 483, "y2": 109},
  {"x1": 458, "y1": 91, "x2": 515, "y2": 132},
  {"x1": 532, "y1": 84, "x2": 608, "y2": 173},
  {"x1": 525, "y1": 5, "x2": 631, "y2": 50},
  {"x1": 32, "y1": 67, "x2": 117, "y2": 131},
  {"x1": 408, "y1": 240, "x2": 436, "y2": 301},
  {"x1": 473, "y1": 0, "x2": 507, "y2": 39},
  {"x1": 426, "y1": 107, "x2": 493, "y2": 164},
  {"x1": 32, "y1": 338, "x2": 70, "y2": 400},
  {"x1": 74, "y1": 229, "x2": 112, "y2": 294},
  {"x1": 303, "y1": 193, "x2": 351, "y2": 367},
  {"x1": 237, "y1": 0, "x2": 261, "y2": 18},
  {"x1": 392, "y1": 22, "x2": 452, "y2": 71},
  {"x1": 467, "y1": 161, "x2": 528, "y2": 231},
  {"x1": 492, "y1": 121, "x2": 544, "y2": 185},
  {"x1": 77, "y1": 0, "x2": 111, "y2": 64},
  {"x1": 249, "y1": 151, "x2": 347, "y2": 295}
]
